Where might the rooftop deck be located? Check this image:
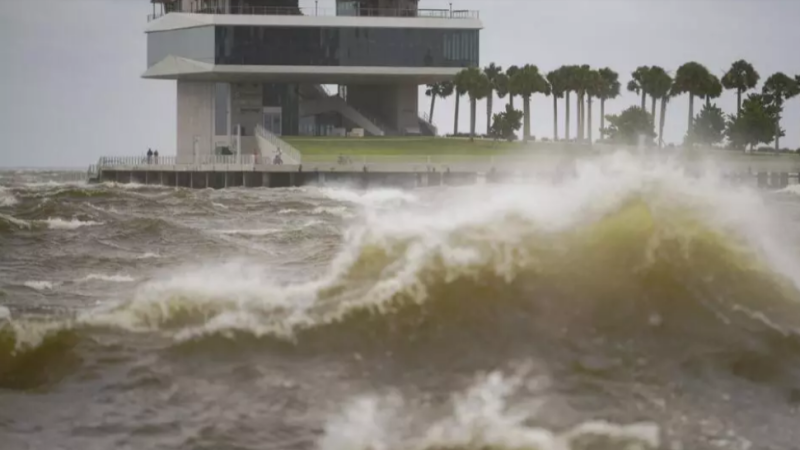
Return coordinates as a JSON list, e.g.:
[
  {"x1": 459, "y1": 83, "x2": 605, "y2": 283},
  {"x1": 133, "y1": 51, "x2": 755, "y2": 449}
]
[{"x1": 148, "y1": 4, "x2": 478, "y2": 21}]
